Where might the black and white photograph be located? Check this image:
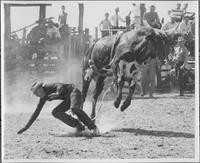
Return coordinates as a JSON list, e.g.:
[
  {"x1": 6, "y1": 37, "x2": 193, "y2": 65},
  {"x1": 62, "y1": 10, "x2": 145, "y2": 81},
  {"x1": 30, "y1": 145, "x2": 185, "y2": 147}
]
[{"x1": 1, "y1": 0, "x2": 199, "y2": 162}]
